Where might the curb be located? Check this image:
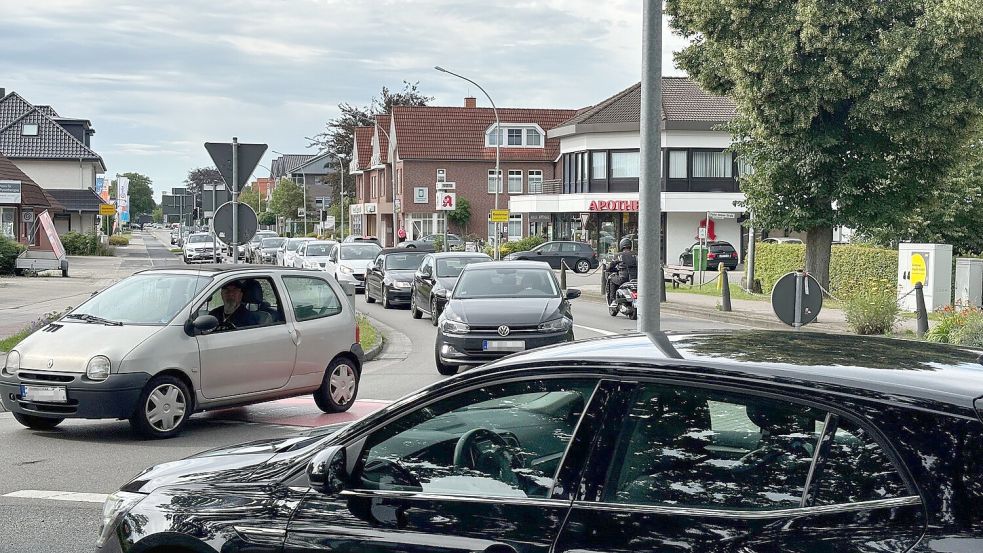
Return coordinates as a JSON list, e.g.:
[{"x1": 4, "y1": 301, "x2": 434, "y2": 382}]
[{"x1": 359, "y1": 313, "x2": 389, "y2": 362}]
